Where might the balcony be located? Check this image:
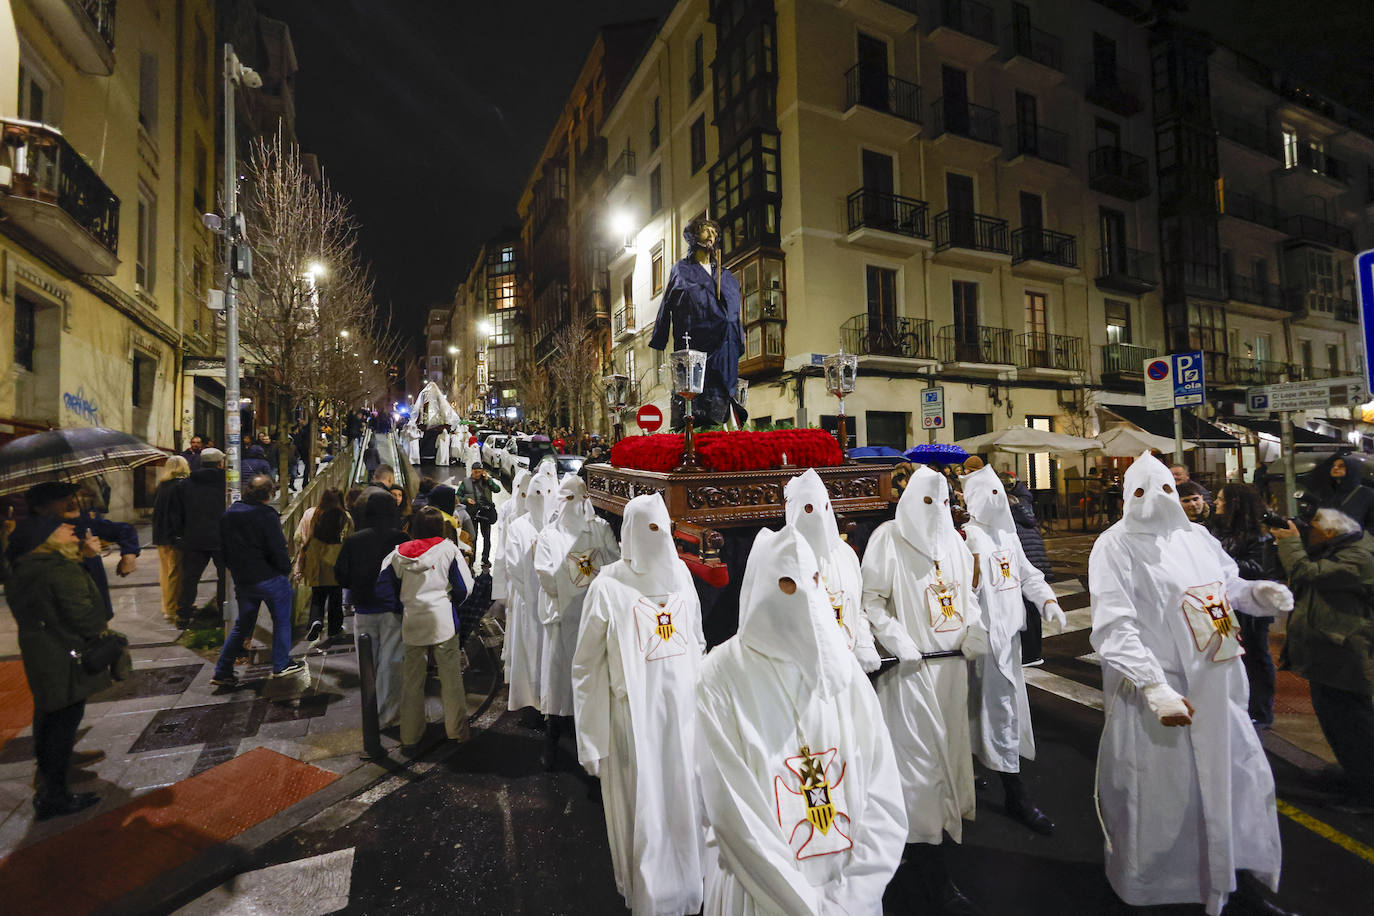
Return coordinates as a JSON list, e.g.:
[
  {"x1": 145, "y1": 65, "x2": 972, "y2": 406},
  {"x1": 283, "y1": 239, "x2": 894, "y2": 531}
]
[
  {"x1": 1225, "y1": 274, "x2": 1286, "y2": 316},
  {"x1": 1101, "y1": 342, "x2": 1156, "y2": 381},
  {"x1": 1279, "y1": 145, "x2": 1347, "y2": 190},
  {"x1": 842, "y1": 65, "x2": 922, "y2": 138},
  {"x1": 845, "y1": 188, "x2": 930, "y2": 254},
  {"x1": 1218, "y1": 188, "x2": 1285, "y2": 232},
  {"x1": 606, "y1": 145, "x2": 636, "y2": 194},
  {"x1": 1088, "y1": 146, "x2": 1151, "y2": 201},
  {"x1": 934, "y1": 211, "x2": 1010, "y2": 269},
  {"x1": 1010, "y1": 227, "x2": 1078, "y2": 278},
  {"x1": 1223, "y1": 357, "x2": 1291, "y2": 388},
  {"x1": 612, "y1": 305, "x2": 636, "y2": 339},
  {"x1": 840, "y1": 314, "x2": 935, "y2": 369},
  {"x1": 1286, "y1": 288, "x2": 1358, "y2": 324},
  {"x1": 1286, "y1": 214, "x2": 1354, "y2": 251},
  {"x1": 1214, "y1": 112, "x2": 1280, "y2": 160},
  {"x1": 32, "y1": 0, "x2": 116, "y2": 75},
  {"x1": 1016, "y1": 332, "x2": 1082, "y2": 377},
  {"x1": 1095, "y1": 247, "x2": 1157, "y2": 296},
  {"x1": 1085, "y1": 64, "x2": 1143, "y2": 118},
  {"x1": 0, "y1": 120, "x2": 120, "y2": 275},
  {"x1": 927, "y1": 0, "x2": 998, "y2": 66},
  {"x1": 1006, "y1": 121, "x2": 1070, "y2": 175},
  {"x1": 834, "y1": 0, "x2": 918, "y2": 33},
  {"x1": 1164, "y1": 259, "x2": 1225, "y2": 301},
  {"x1": 575, "y1": 136, "x2": 608, "y2": 196},
  {"x1": 931, "y1": 99, "x2": 1001, "y2": 158},
  {"x1": 1002, "y1": 22, "x2": 1064, "y2": 87},
  {"x1": 937, "y1": 324, "x2": 1015, "y2": 372}
]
